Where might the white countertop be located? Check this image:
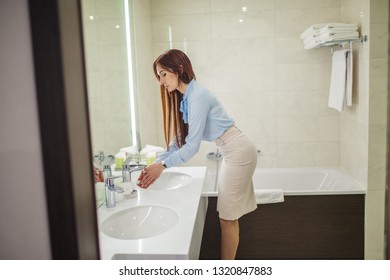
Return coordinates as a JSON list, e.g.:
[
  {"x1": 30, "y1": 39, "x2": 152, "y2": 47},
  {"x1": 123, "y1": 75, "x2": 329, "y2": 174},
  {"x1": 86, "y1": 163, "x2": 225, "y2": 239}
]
[{"x1": 97, "y1": 166, "x2": 207, "y2": 260}]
